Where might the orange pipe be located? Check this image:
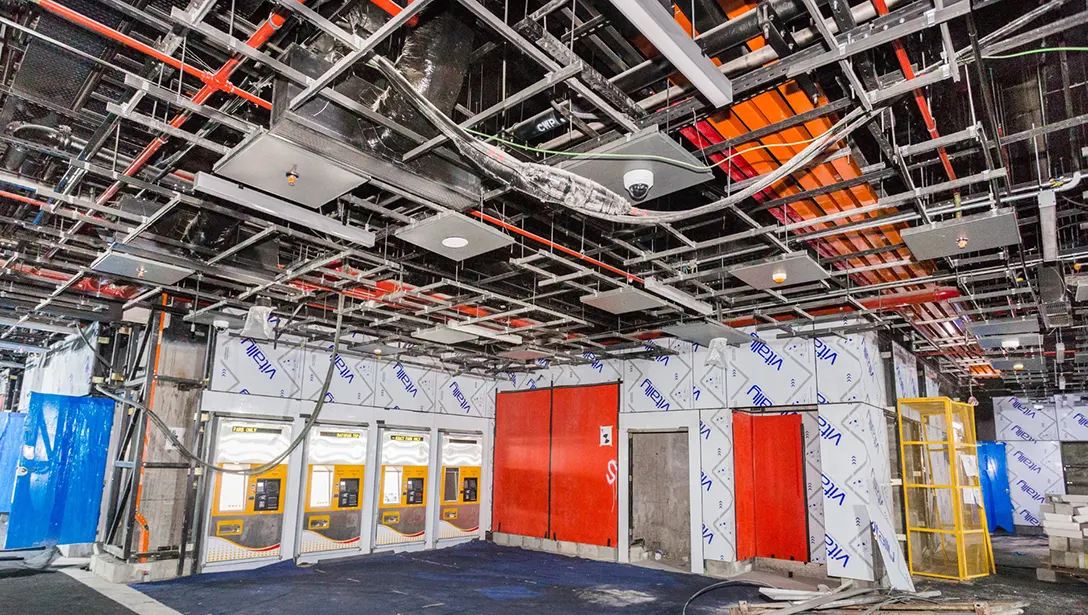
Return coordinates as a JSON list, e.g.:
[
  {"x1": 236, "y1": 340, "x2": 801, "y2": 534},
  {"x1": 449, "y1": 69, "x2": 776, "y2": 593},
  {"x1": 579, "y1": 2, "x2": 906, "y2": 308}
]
[
  {"x1": 33, "y1": 0, "x2": 270, "y2": 110},
  {"x1": 471, "y1": 211, "x2": 644, "y2": 284},
  {"x1": 369, "y1": 0, "x2": 420, "y2": 26}
]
